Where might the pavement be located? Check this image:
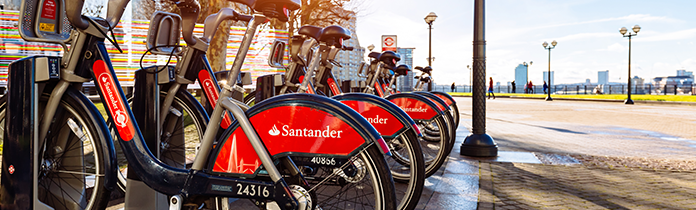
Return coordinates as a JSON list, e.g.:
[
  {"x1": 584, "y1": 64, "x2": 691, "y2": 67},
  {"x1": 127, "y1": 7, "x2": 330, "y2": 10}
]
[
  {"x1": 413, "y1": 97, "x2": 696, "y2": 210},
  {"x1": 108, "y1": 97, "x2": 696, "y2": 209}
]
